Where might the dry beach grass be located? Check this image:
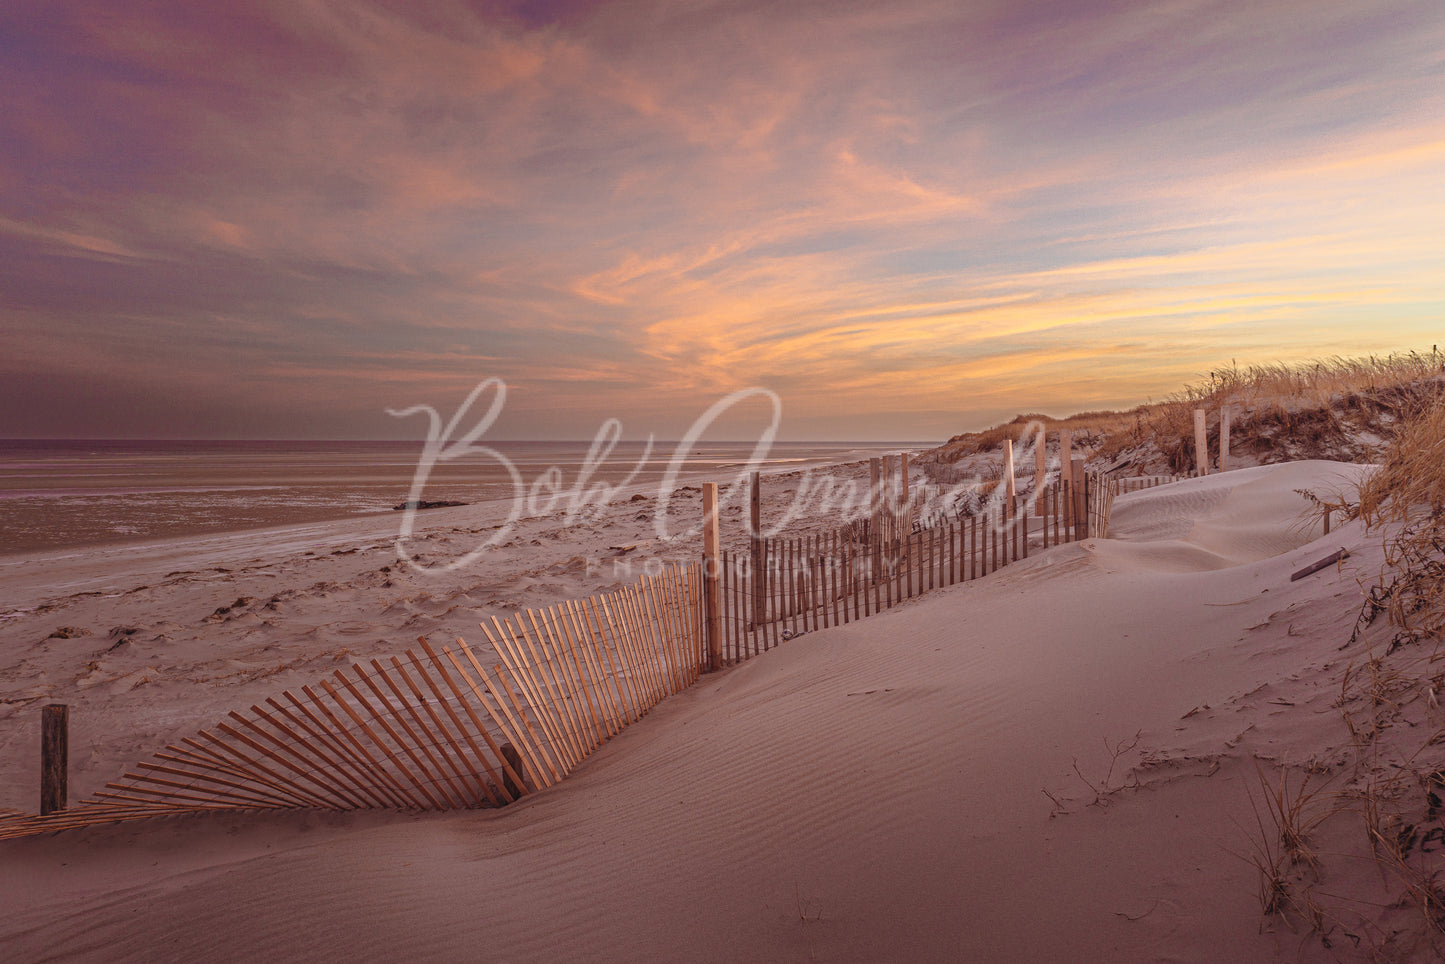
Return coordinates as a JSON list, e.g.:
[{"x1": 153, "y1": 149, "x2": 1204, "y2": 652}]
[
  {"x1": 931, "y1": 349, "x2": 1445, "y2": 475},
  {"x1": 1215, "y1": 381, "x2": 1445, "y2": 959}
]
